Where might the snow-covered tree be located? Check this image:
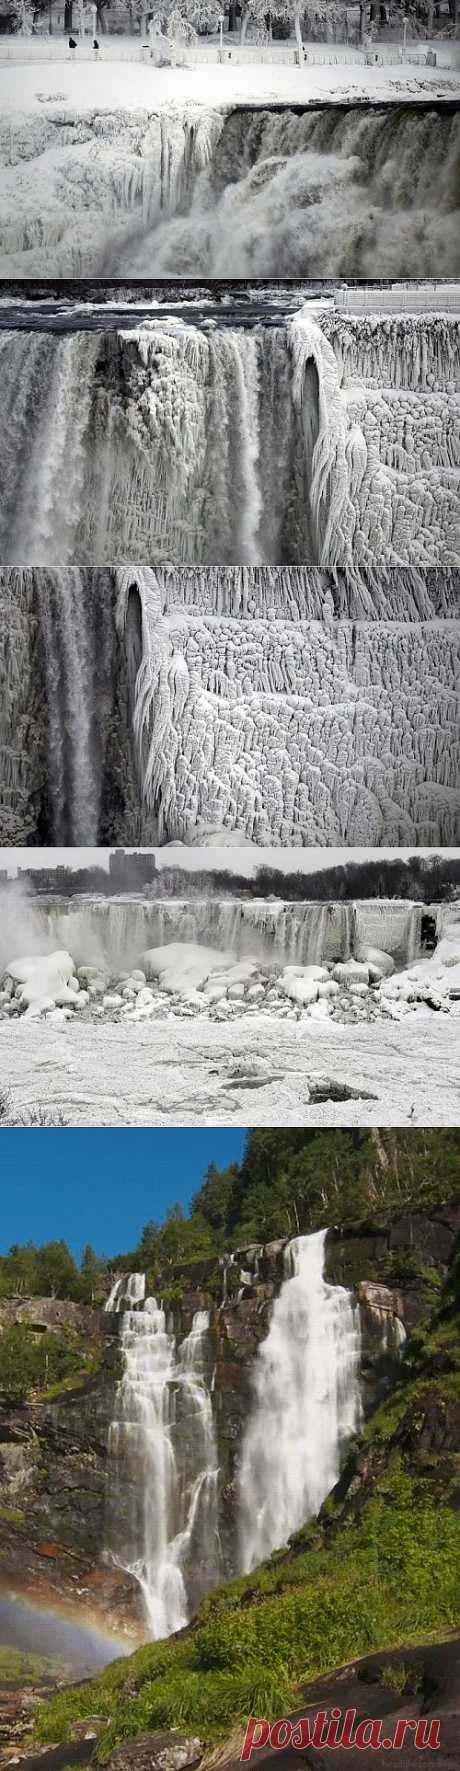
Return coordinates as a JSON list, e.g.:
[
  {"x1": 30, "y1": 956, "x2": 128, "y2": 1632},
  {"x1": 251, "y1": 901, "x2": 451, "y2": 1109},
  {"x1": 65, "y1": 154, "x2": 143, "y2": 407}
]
[
  {"x1": 186, "y1": 0, "x2": 223, "y2": 27},
  {"x1": 239, "y1": 0, "x2": 304, "y2": 55},
  {"x1": 154, "y1": 0, "x2": 222, "y2": 28},
  {"x1": 15, "y1": 0, "x2": 35, "y2": 31},
  {"x1": 239, "y1": 0, "x2": 268, "y2": 41}
]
